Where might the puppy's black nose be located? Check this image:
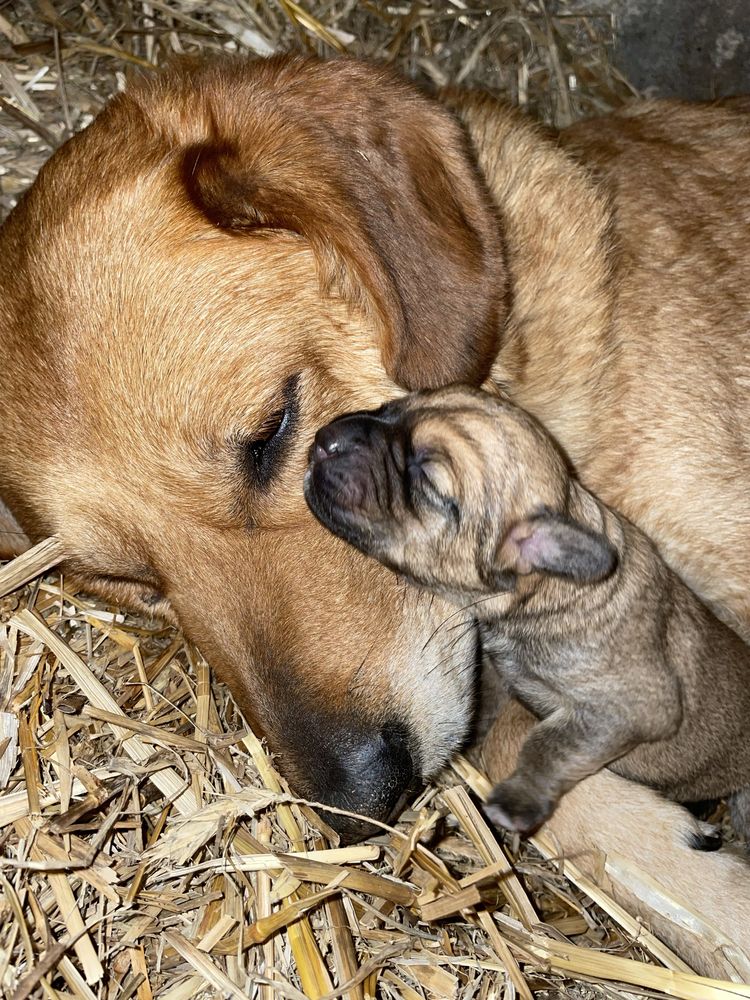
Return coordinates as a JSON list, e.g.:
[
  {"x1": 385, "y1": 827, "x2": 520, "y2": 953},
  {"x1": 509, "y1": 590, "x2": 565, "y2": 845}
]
[
  {"x1": 305, "y1": 407, "x2": 405, "y2": 529},
  {"x1": 312, "y1": 413, "x2": 375, "y2": 461},
  {"x1": 313, "y1": 421, "x2": 346, "y2": 460}
]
